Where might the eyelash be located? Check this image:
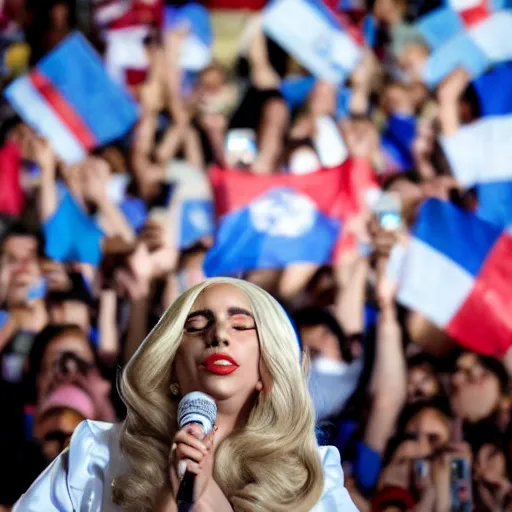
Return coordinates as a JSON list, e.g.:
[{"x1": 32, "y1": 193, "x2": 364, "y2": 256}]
[{"x1": 185, "y1": 325, "x2": 255, "y2": 333}]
